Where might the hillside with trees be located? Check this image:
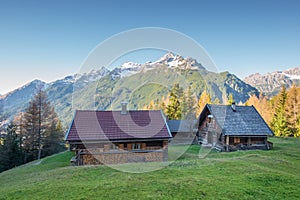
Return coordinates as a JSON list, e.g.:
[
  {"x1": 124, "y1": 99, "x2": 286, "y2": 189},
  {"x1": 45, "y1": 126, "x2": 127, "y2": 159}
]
[
  {"x1": 145, "y1": 83, "x2": 300, "y2": 137},
  {"x1": 0, "y1": 90, "x2": 65, "y2": 172}
]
